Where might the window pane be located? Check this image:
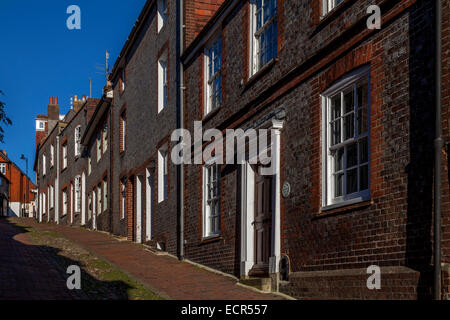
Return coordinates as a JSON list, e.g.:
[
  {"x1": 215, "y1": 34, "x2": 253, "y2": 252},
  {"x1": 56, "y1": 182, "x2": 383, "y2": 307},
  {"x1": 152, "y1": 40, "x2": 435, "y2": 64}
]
[
  {"x1": 360, "y1": 165, "x2": 369, "y2": 191},
  {"x1": 214, "y1": 213, "x2": 220, "y2": 234},
  {"x1": 335, "y1": 173, "x2": 344, "y2": 197},
  {"x1": 344, "y1": 90, "x2": 354, "y2": 114},
  {"x1": 357, "y1": 106, "x2": 368, "y2": 135},
  {"x1": 359, "y1": 137, "x2": 369, "y2": 164},
  {"x1": 331, "y1": 120, "x2": 341, "y2": 146},
  {"x1": 331, "y1": 95, "x2": 341, "y2": 120},
  {"x1": 271, "y1": 21, "x2": 278, "y2": 61},
  {"x1": 347, "y1": 168, "x2": 358, "y2": 194},
  {"x1": 334, "y1": 148, "x2": 344, "y2": 171},
  {"x1": 344, "y1": 113, "x2": 354, "y2": 140},
  {"x1": 347, "y1": 143, "x2": 358, "y2": 168},
  {"x1": 357, "y1": 82, "x2": 368, "y2": 107}
]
